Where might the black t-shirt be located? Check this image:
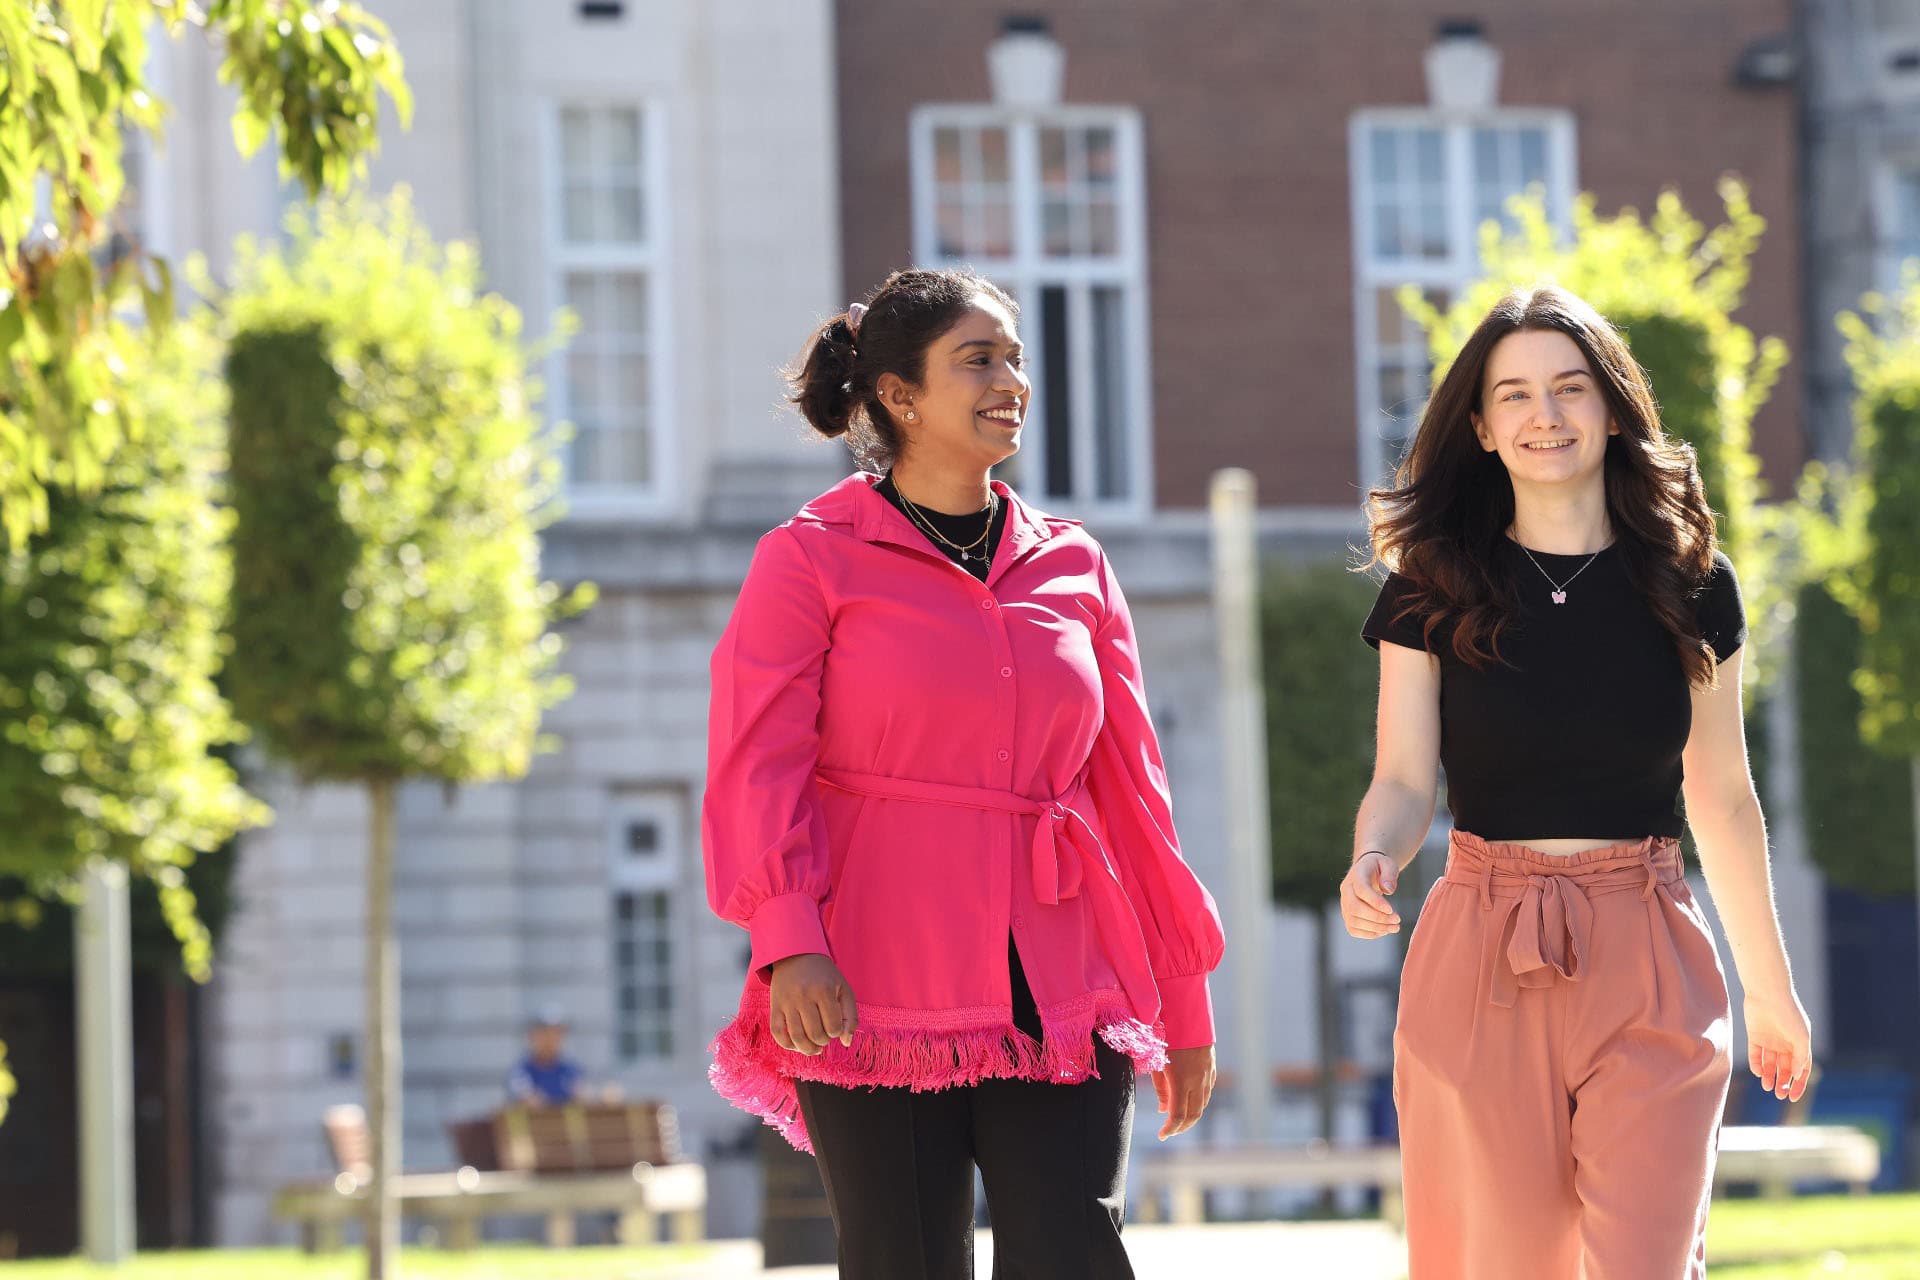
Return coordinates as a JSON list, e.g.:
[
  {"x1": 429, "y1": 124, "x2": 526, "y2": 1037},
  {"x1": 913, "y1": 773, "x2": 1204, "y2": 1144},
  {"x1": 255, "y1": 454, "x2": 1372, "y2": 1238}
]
[
  {"x1": 1361, "y1": 538, "x2": 1746, "y2": 840},
  {"x1": 873, "y1": 471, "x2": 1007, "y2": 583}
]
